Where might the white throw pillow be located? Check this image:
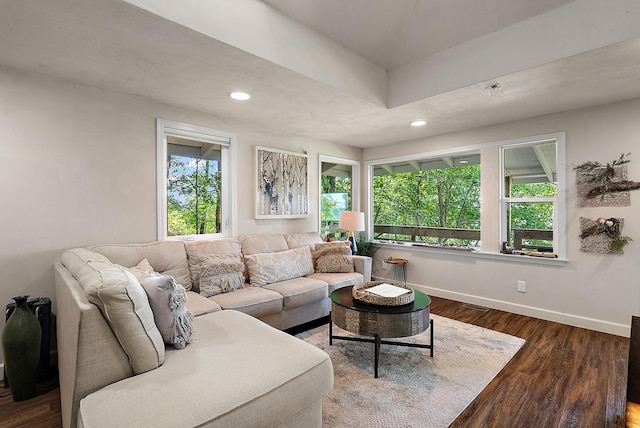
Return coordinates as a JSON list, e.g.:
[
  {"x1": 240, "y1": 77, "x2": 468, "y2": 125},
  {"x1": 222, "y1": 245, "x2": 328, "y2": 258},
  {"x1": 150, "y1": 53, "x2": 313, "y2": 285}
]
[
  {"x1": 244, "y1": 246, "x2": 314, "y2": 286},
  {"x1": 138, "y1": 273, "x2": 195, "y2": 350},
  {"x1": 198, "y1": 254, "x2": 245, "y2": 297}
]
